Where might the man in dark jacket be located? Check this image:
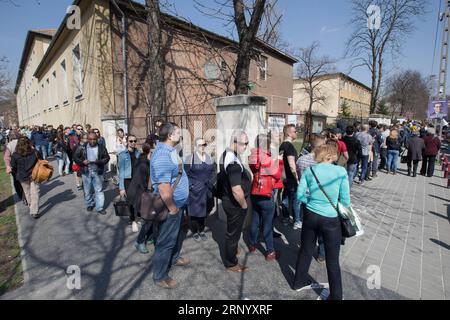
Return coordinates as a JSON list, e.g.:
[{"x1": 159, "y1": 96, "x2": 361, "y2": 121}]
[
  {"x1": 73, "y1": 132, "x2": 110, "y2": 214},
  {"x1": 420, "y1": 128, "x2": 441, "y2": 177},
  {"x1": 406, "y1": 131, "x2": 425, "y2": 177},
  {"x1": 342, "y1": 126, "x2": 362, "y2": 189}
]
